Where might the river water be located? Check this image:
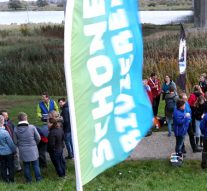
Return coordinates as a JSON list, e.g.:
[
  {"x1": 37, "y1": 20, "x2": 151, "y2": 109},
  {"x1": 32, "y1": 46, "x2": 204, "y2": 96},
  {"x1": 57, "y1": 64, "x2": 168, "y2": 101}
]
[{"x1": 0, "y1": 10, "x2": 193, "y2": 25}]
